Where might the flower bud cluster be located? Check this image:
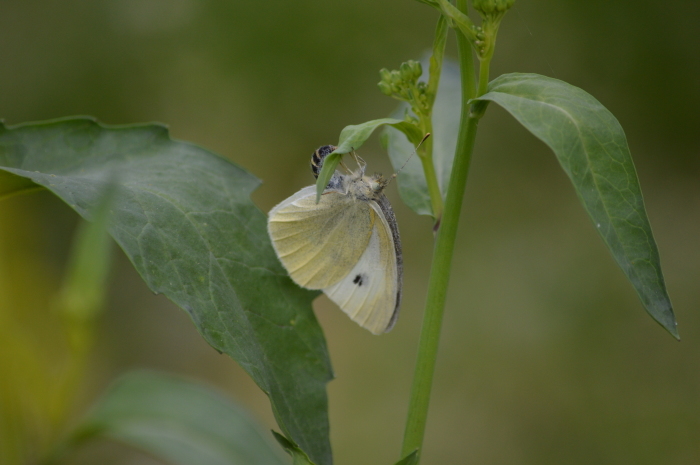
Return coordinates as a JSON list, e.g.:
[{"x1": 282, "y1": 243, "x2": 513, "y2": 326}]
[
  {"x1": 377, "y1": 60, "x2": 430, "y2": 114},
  {"x1": 472, "y1": 0, "x2": 515, "y2": 19}
]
